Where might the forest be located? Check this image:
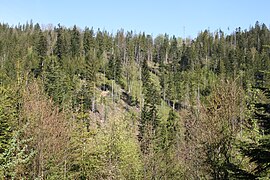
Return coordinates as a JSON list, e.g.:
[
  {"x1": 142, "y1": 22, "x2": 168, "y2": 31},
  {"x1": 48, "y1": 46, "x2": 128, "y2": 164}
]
[{"x1": 0, "y1": 21, "x2": 269, "y2": 179}]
